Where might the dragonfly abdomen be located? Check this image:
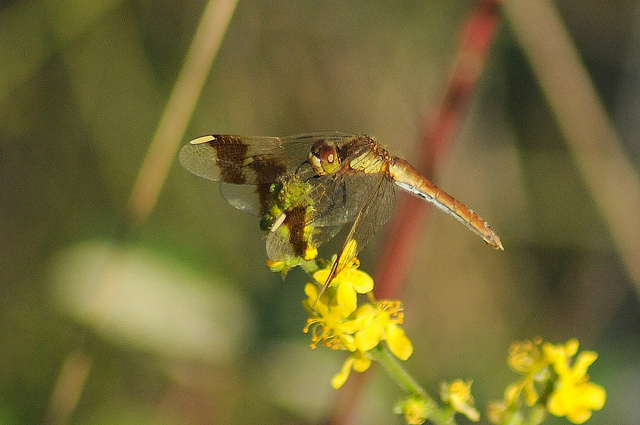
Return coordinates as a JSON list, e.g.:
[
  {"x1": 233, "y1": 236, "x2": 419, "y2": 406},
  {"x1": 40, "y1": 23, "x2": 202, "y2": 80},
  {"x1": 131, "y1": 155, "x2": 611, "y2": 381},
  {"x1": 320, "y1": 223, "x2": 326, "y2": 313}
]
[{"x1": 389, "y1": 158, "x2": 503, "y2": 250}]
